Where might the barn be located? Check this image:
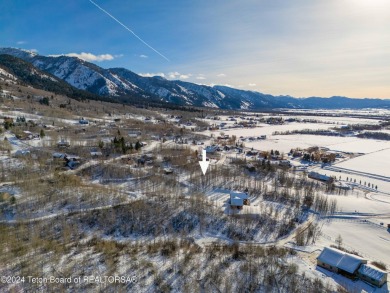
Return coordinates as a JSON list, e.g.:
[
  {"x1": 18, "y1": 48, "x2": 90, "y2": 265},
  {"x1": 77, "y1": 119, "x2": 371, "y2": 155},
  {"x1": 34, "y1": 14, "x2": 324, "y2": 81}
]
[{"x1": 317, "y1": 247, "x2": 367, "y2": 278}]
